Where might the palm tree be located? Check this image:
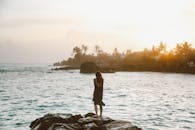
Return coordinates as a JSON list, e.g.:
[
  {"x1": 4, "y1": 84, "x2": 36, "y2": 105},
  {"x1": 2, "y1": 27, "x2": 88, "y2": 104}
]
[
  {"x1": 81, "y1": 44, "x2": 88, "y2": 55},
  {"x1": 95, "y1": 45, "x2": 103, "y2": 55},
  {"x1": 72, "y1": 46, "x2": 82, "y2": 57}
]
